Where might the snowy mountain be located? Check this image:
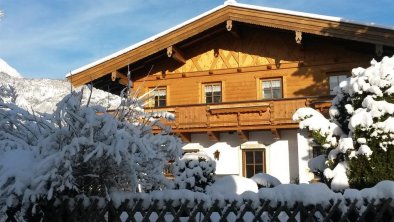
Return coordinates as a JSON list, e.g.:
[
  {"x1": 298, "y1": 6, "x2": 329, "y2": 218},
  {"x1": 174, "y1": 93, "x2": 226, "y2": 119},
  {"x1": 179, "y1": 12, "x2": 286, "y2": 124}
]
[
  {"x1": 0, "y1": 59, "x2": 121, "y2": 113},
  {"x1": 0, "y1": 59, "x2": 23, "y2": 78}
]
